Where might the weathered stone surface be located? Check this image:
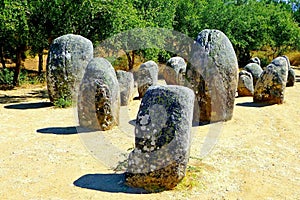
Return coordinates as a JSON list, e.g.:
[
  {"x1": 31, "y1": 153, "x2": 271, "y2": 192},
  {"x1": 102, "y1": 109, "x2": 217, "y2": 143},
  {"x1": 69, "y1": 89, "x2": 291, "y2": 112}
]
[
  {"x1": 283, "y1": 55, "x2": 296, "y2": 87},
  {"x1": 254, "y1": 57, "x2": 288, "y2": 104},
  {"x1": 137, "y1": 61, "x2": 158, "y2": 98},
  {"x1": 244, "y1": 63, "x2": 263, "y2": 87},
  {"x1": 238, "y1": 70, "x2": 254, "y2": 97},
  {"x1": 249, "y1": 57, "x2": 261, "y2": 66},
  {"x1": 46, "y1": 34, "x2": 93, "y2": 103},
  {"x1": 125, "y1": 85, "x2": 194, "y2": 191},
  {"x1": 77, "y1": 58, "x2": 120, "y2": 131},
  {"x1": 287, "y1": 68, "x2": 296, "y2": 87},
  {"x1": 186, "y1": 29, "x2": 238, "y2": 123},
  {"x1": 116, "y1": 70, "x2": 135, "y2": 106},
  {"x1": 163, "y1": 57, "x2": 186, "y2": 85}
]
